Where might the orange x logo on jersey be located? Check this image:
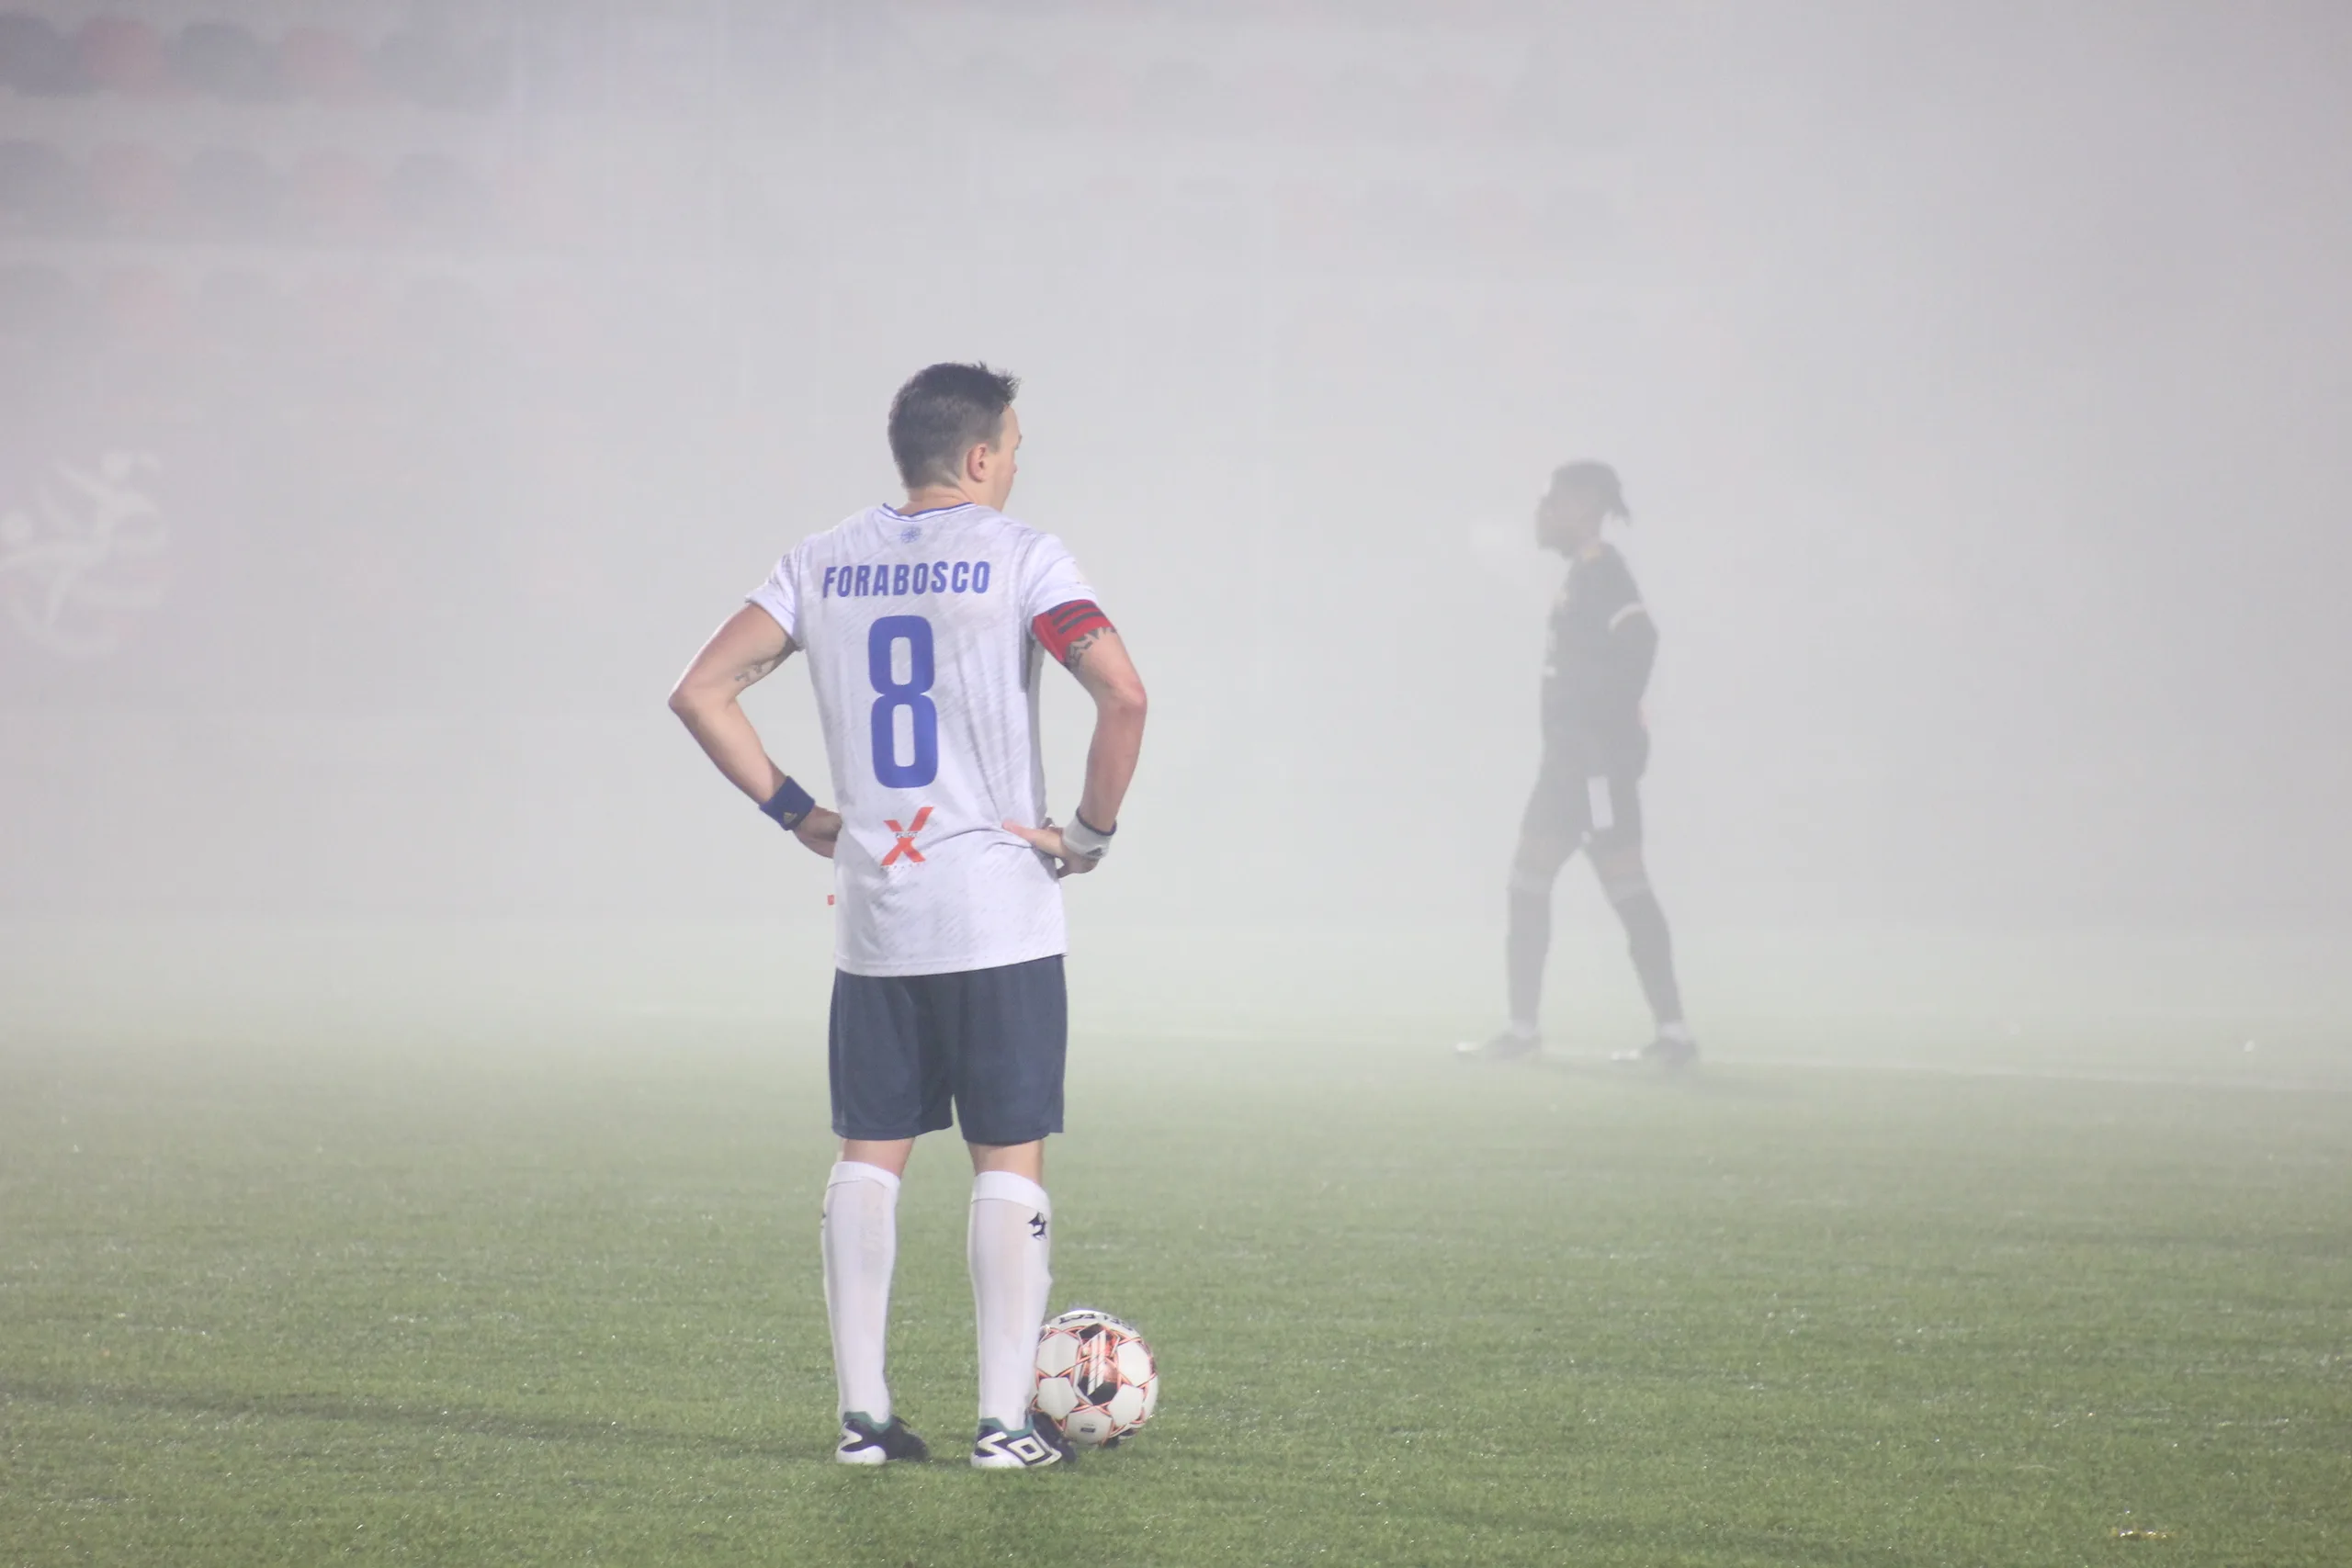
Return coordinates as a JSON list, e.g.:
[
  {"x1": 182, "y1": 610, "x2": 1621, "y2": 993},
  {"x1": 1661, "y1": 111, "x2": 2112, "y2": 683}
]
[{"x1": 881, "y1": 806, "x2": 933, "y2": 866}]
